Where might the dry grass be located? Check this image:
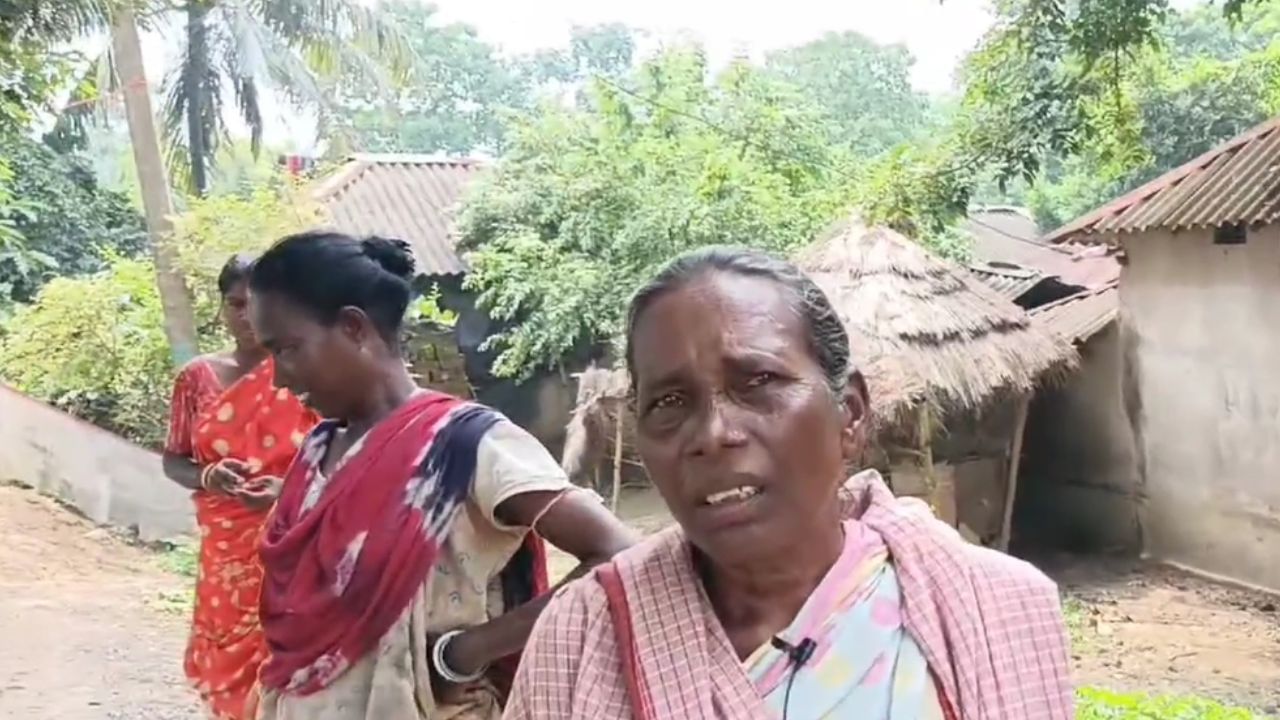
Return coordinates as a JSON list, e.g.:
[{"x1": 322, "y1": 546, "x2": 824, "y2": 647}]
[{"x1": 795, "y1": 219, "x2": 1077, "y2": 428}]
